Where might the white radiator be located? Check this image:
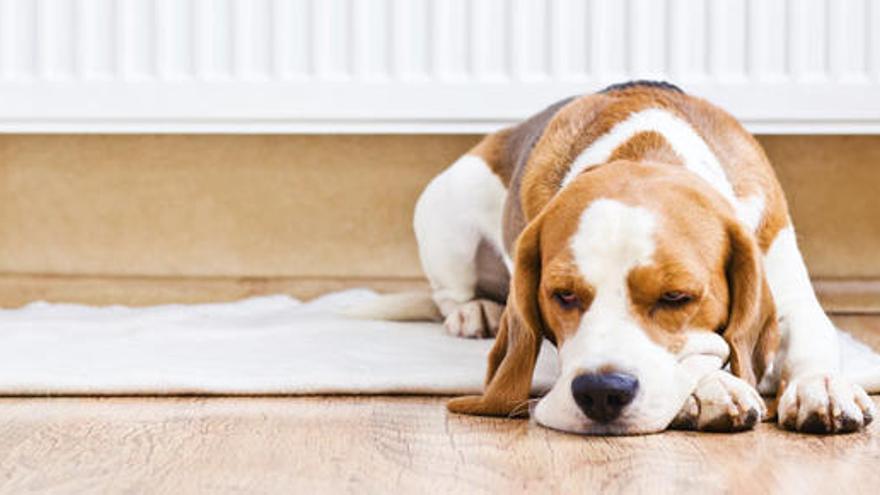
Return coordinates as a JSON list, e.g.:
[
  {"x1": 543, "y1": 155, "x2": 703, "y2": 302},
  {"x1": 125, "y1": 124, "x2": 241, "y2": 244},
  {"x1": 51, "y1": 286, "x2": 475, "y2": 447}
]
[{"x1": 0, "y1": 0, "x2": 878, "y2": 133}]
